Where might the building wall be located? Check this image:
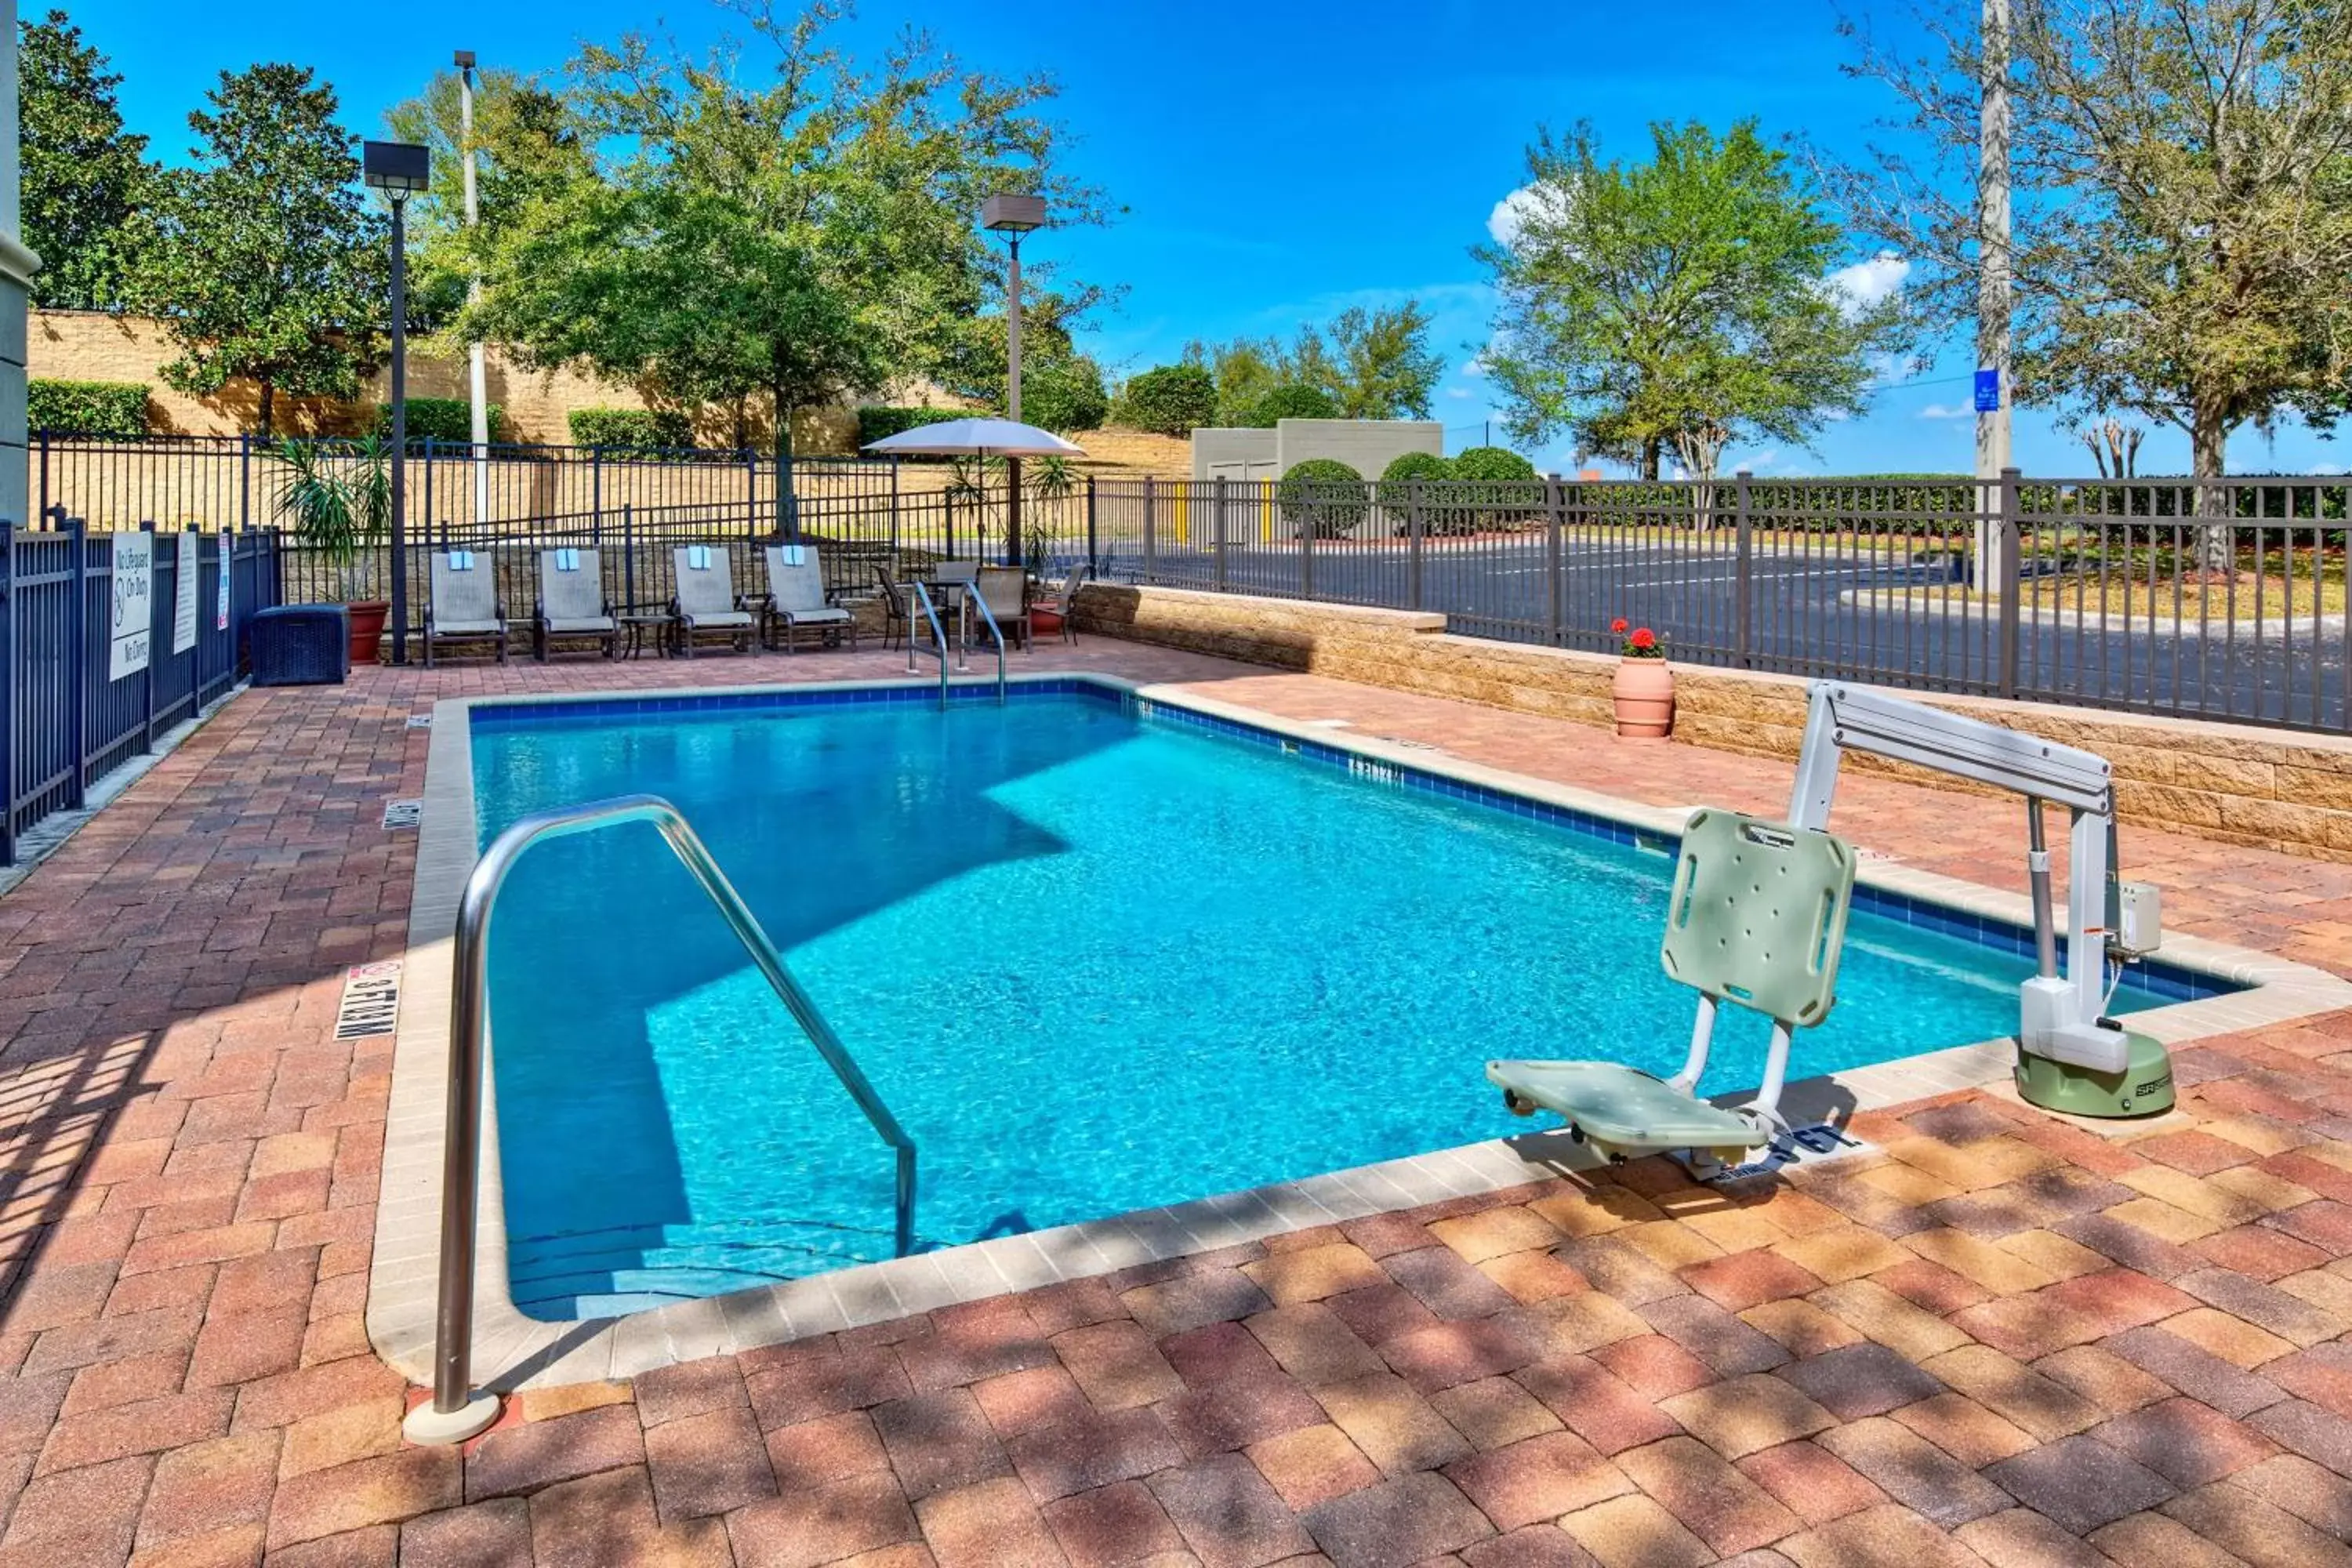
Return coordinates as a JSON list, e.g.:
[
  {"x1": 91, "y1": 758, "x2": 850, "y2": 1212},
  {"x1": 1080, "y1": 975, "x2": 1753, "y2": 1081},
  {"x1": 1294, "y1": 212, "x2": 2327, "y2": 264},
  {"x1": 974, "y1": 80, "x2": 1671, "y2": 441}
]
[
  {"x1": 1275, "y1": 419, "x2": 1442, "y2": 479},
  {"x1": 0, "y1": 1, "x2": 31, "y2": 526},
  {"x1": 1189, "y1": 428, "x2": 1279, "y2": 484}
]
